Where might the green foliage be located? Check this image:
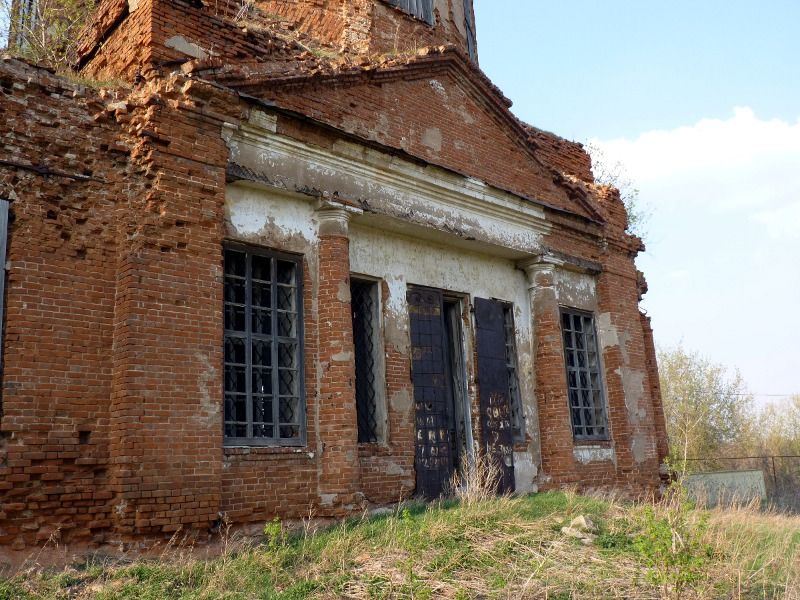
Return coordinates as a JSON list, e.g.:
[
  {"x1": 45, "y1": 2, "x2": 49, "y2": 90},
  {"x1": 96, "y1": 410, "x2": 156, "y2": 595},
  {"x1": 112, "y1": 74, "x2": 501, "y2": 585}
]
[
  {"x1": 263, "y1": 516, "x2": 287, "y2": 551},
  {"x1": 1, "y1": 0, "x2": 96, "y2": 72},
  {"x1": 658, "y1": 344, "x2": 755, "y2": 471},
  {"x1": 634, "y1": 485, "x2": 715, "y2": 598},
  {"x1": 585, "y1": 142, "x2": 652, "y2": 241},
  {"x1": 2, "y1": 492, "x2": 797, "y2": 599}
]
